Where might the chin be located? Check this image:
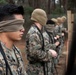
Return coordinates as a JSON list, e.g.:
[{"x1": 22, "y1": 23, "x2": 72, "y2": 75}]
[
  {"x1": 13, "y1": 38, "x2": 22, "y2": 41},
  {"x1": 17, "y1": 38, "x2": 22, "y2": 41}
]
